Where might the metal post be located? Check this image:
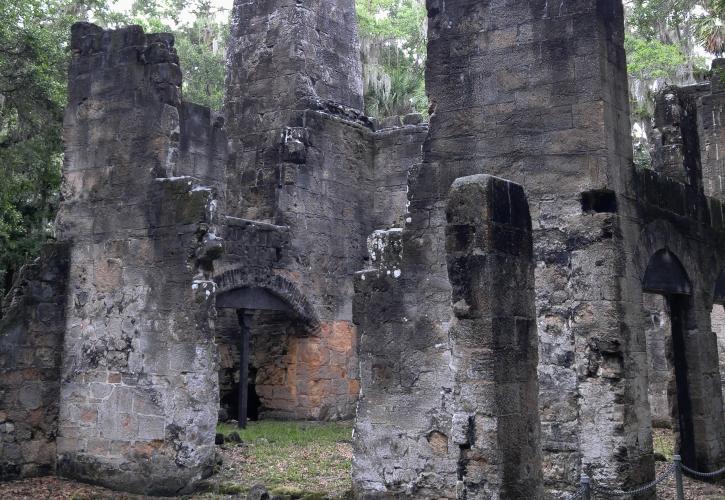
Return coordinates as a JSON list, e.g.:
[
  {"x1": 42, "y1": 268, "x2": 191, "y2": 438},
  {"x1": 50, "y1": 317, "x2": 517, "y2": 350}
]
[
  {"x1": 581, "y1": 473, "x2": 591, "y2": 500},
  {"x1": 674, "y1": 454, "x2": 685, "y2": 500},
  {"x1": 238, "y1": 311, "x2": 250, "y2": 429}
]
